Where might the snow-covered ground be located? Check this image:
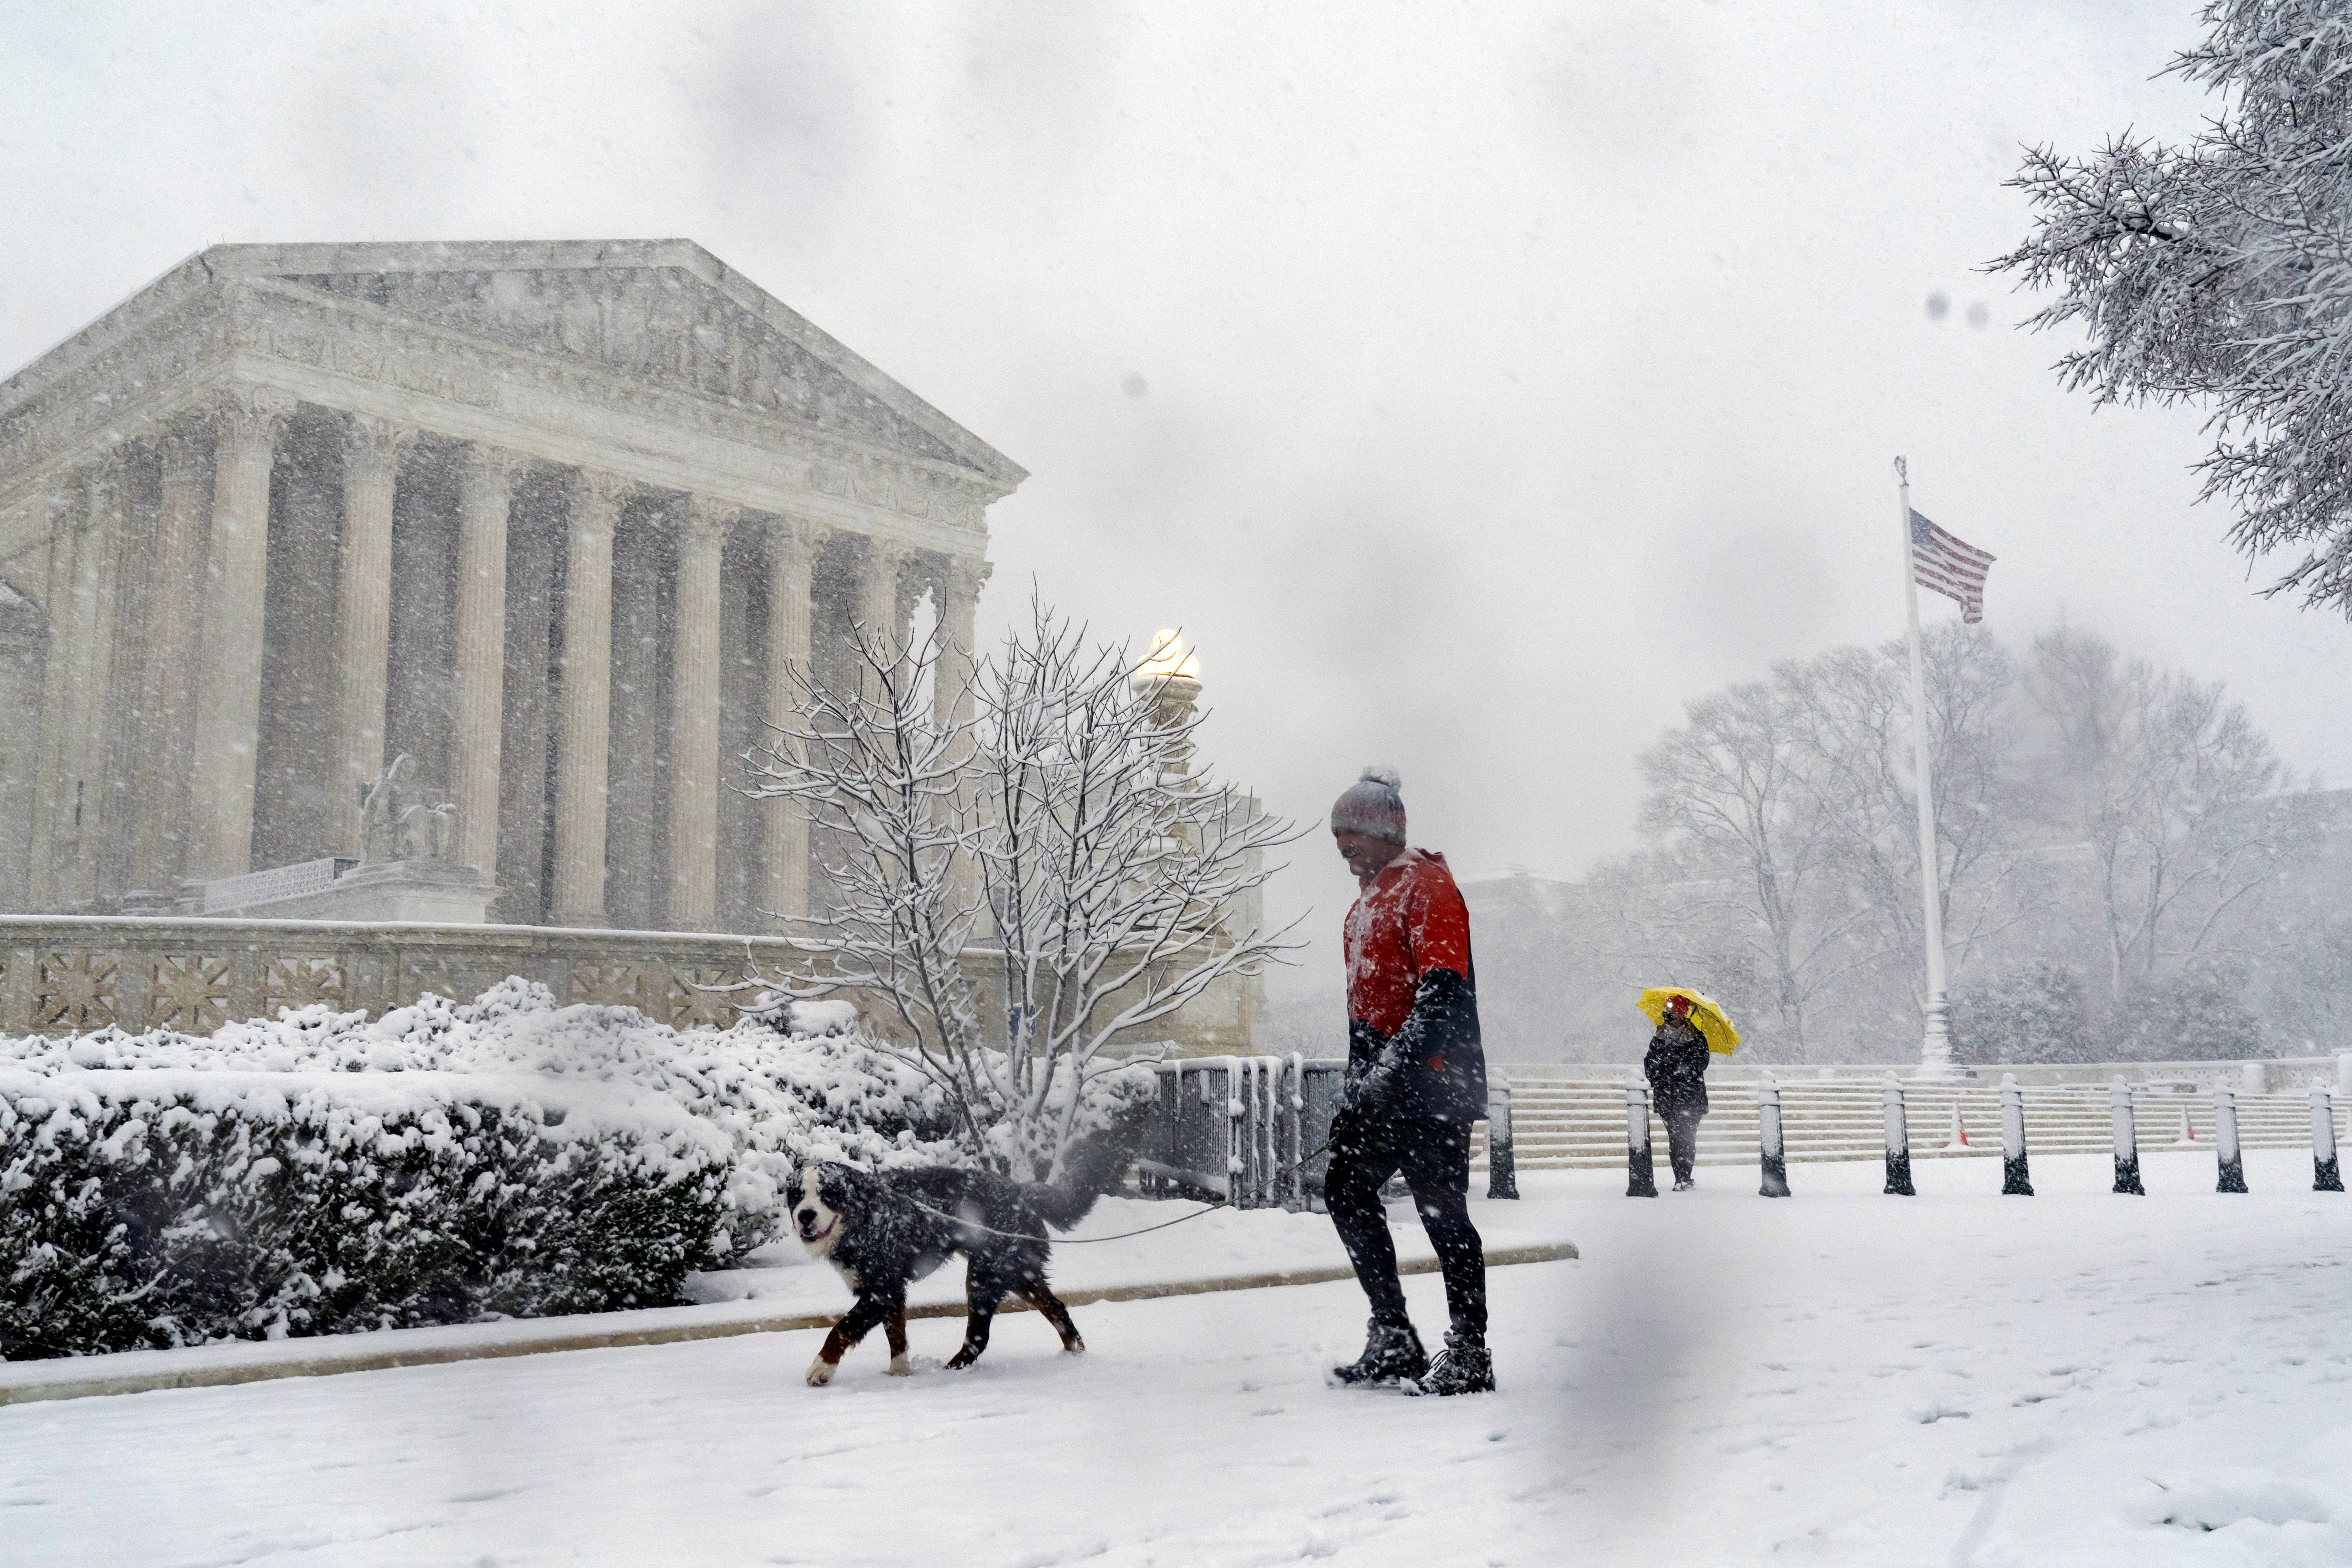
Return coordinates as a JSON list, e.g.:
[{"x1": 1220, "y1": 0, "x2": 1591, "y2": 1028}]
[{"x1": 5, "y1": 1147, "x2": 2347, "y2": 1566}]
